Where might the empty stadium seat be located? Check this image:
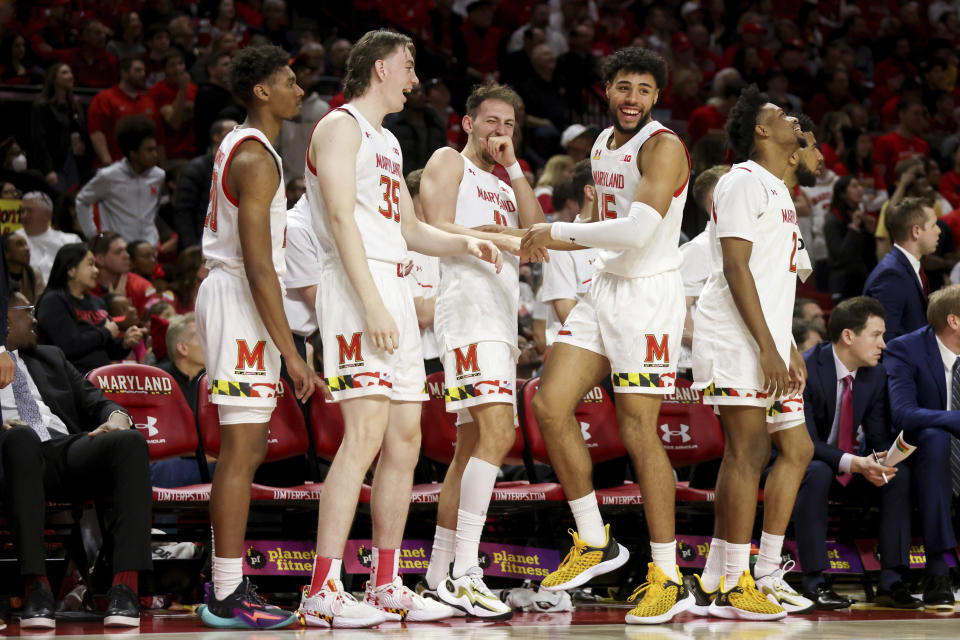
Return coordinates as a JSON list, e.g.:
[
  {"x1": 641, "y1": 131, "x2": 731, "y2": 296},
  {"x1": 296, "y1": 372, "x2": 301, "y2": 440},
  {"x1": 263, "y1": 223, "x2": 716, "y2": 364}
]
[{"x1": 86, "y1": 363, "x2": 210, "y2": 502}]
